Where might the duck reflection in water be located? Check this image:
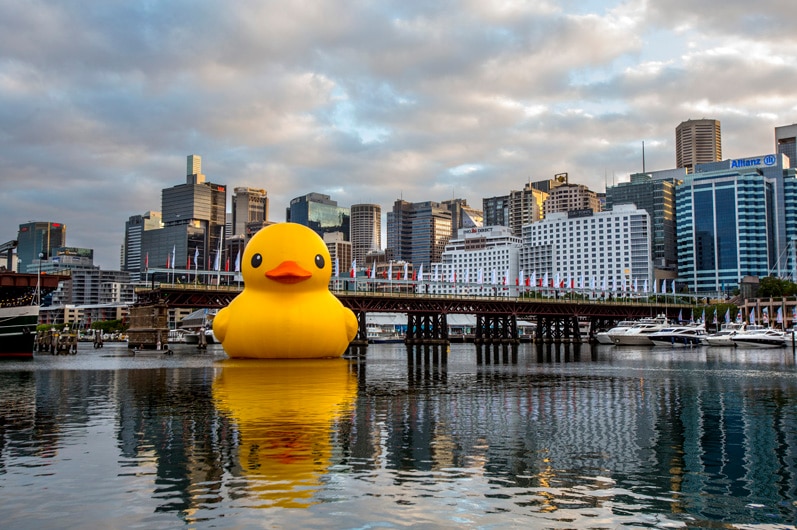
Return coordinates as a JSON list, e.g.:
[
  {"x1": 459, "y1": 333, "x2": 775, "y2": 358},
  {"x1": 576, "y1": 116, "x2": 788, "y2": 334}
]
[{"x1": 212, "y1": 359, "x2": 357, "y2": 508}]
